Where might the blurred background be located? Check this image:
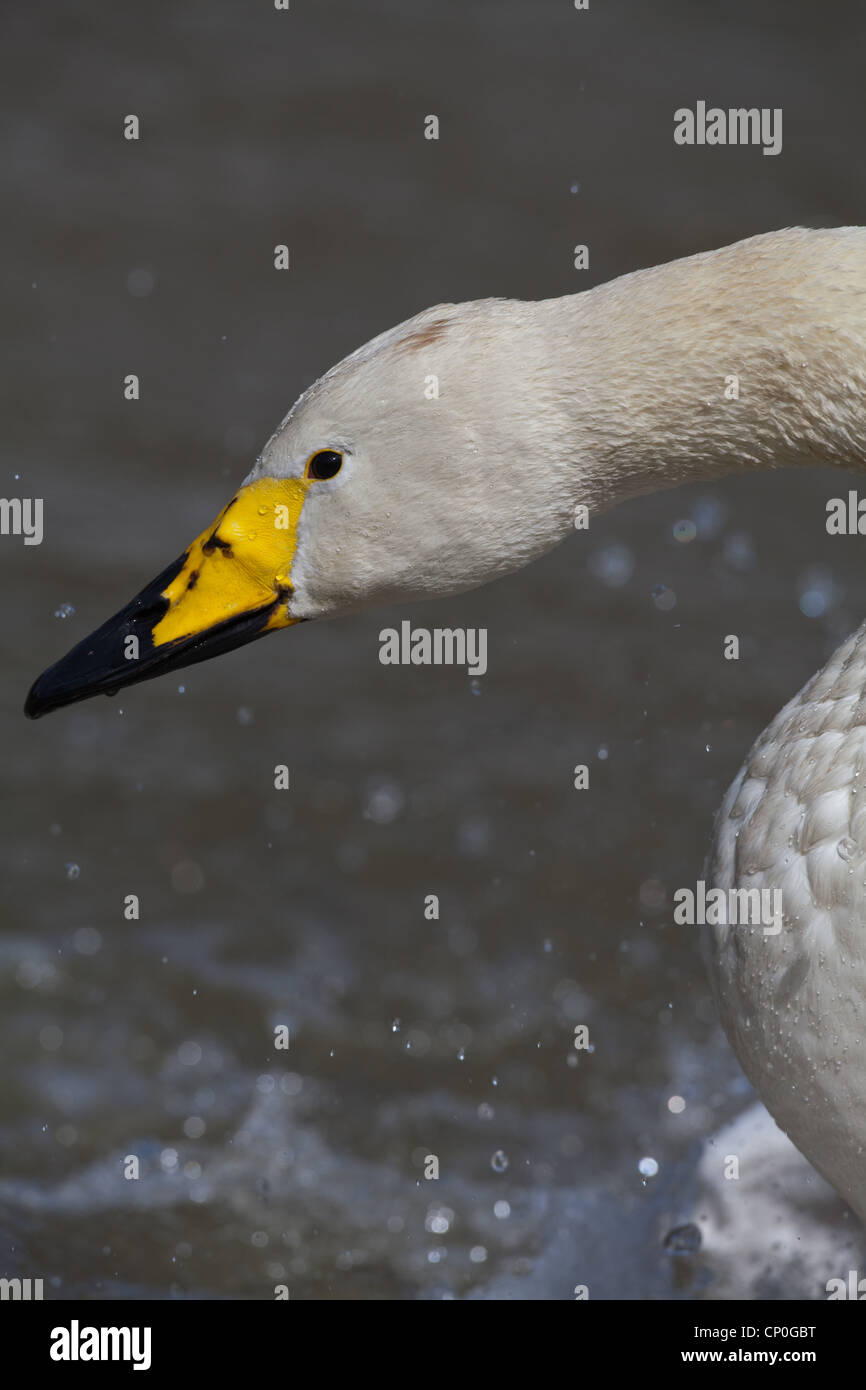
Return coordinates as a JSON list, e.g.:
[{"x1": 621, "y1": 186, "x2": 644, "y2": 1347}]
[{"x1": 2, "y1": 0, "x2": 865, "y2": 1299}]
